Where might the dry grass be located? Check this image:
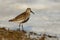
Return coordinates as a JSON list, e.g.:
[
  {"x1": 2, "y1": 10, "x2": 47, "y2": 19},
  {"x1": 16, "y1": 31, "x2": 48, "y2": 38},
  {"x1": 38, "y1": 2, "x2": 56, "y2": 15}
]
[
  {"x1": 0, "y1": 27, "x2": 27, "y2": 40},
  {"x1": 0, "y1": 27, "x2": 39, "y2": 40},
  {"x1": 0, "y1": 27, "x2": 58, "y2": 40}
]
